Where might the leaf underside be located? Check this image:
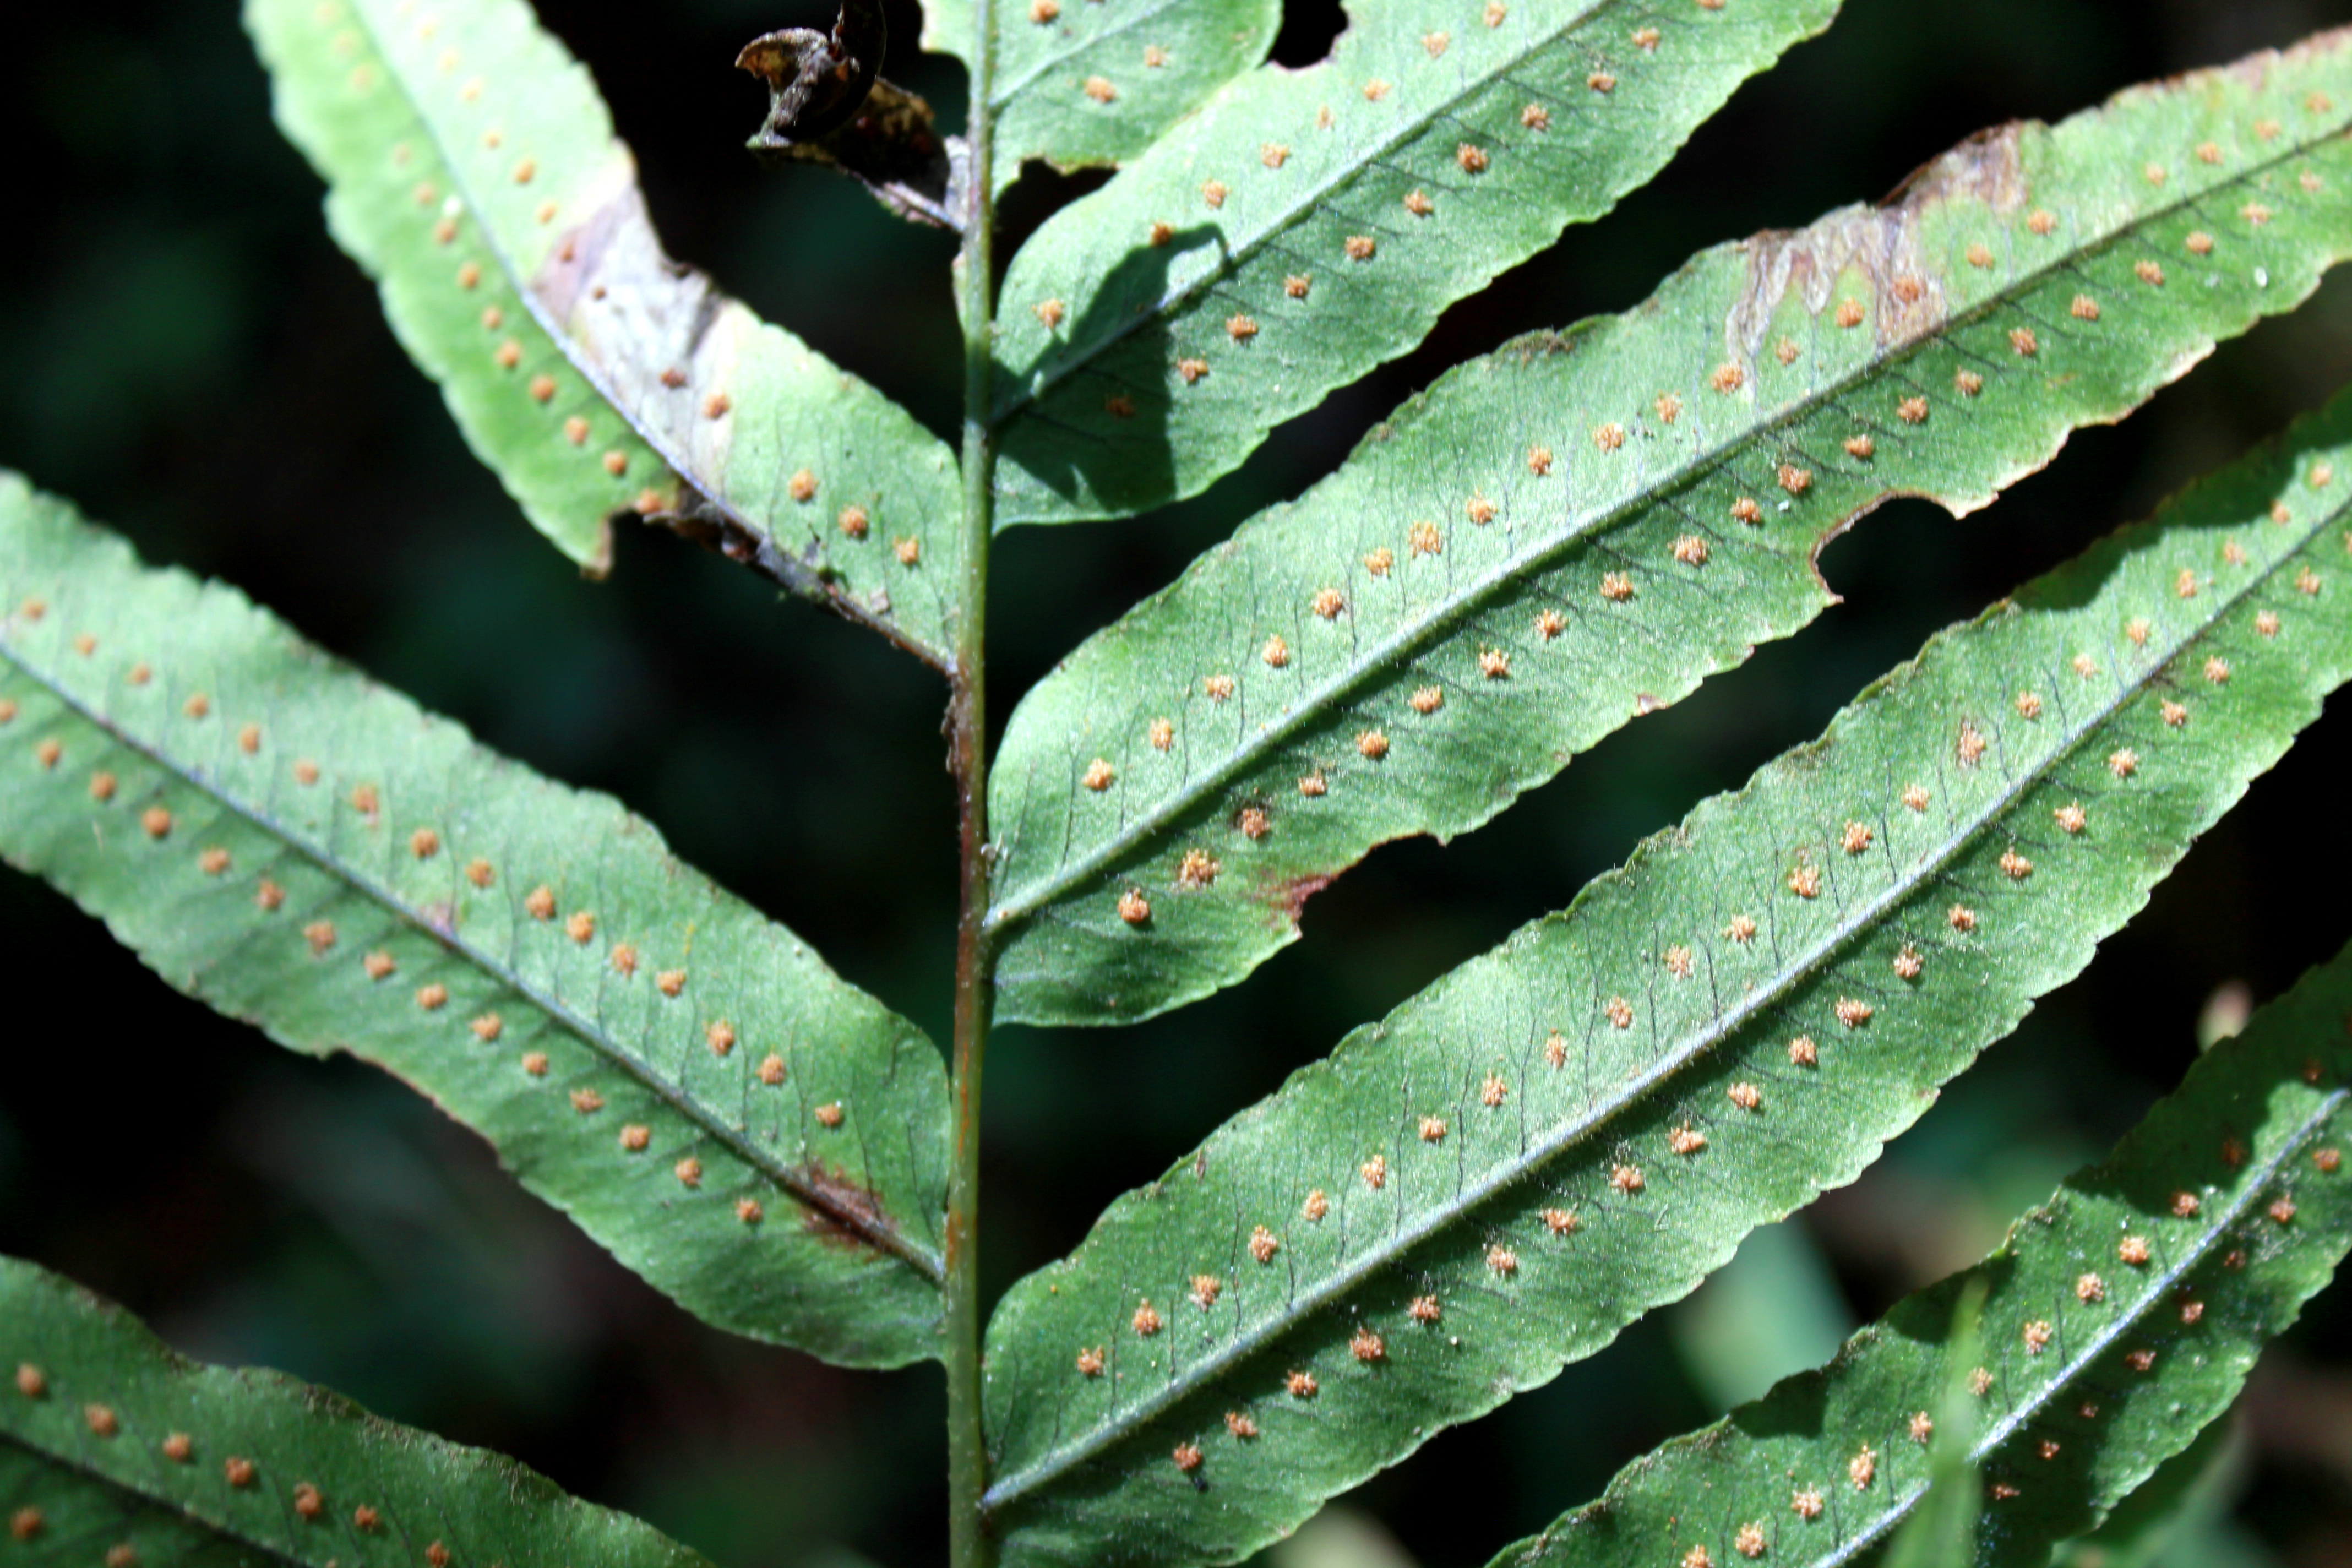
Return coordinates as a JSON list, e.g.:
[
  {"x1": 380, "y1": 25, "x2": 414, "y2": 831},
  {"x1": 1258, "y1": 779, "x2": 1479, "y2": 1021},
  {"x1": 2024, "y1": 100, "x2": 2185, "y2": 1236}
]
[
  {"x1": 988, "y1": 0, "x2": 1843, "y2": 526},
  {"x1": 987, "y1": 28, "x2": 2352, "y2": 1026},
  {"x1": 923, "y1": 0, "x2": 1282, "y2": 190},
  {"x1": 248, "y1": 0, "x2": 965, "y2": 663},
  {"x1": 1492, "y1": 937, "x2": 2352, "y2": 1568},
  {"x1": 976, "y1": 382, "x2": 2352, "y2": 1566},
  {"x1": 0, "y1": 1256, "x2": 710, "y2": 1568},
  {"x1": 0, "y1": 476, "x2": 951, "y2": 1369}
]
